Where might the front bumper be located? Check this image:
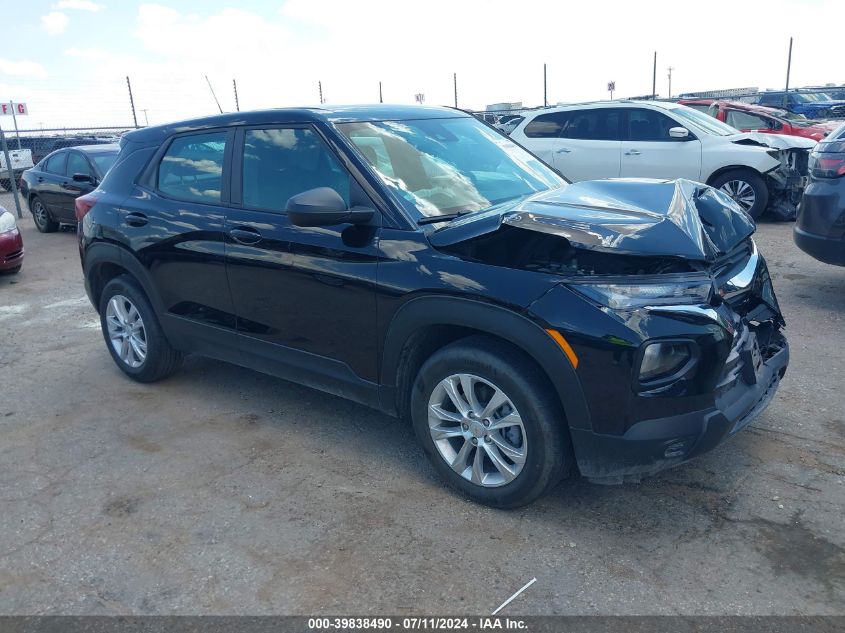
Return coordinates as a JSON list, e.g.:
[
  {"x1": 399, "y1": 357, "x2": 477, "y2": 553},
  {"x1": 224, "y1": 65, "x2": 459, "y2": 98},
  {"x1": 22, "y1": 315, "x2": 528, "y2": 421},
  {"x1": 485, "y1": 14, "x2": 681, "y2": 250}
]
[
  {"x1": 0, "y1": 228, "x2": 24, "y2": 270},
  {"x1": 571, "y1": 336, "x2": 788, "y2": 483}
]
